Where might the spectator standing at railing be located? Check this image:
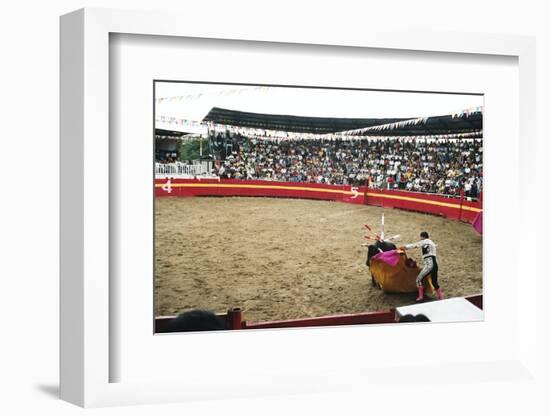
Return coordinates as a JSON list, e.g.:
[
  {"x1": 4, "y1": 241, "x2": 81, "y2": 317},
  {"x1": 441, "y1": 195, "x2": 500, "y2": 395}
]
[
  {"x1": 470, "y1": 179, "x2": 479, "y2": 199},
  {"x1": 387, "y1": 175, "x2": 395, "y2": 190}
]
